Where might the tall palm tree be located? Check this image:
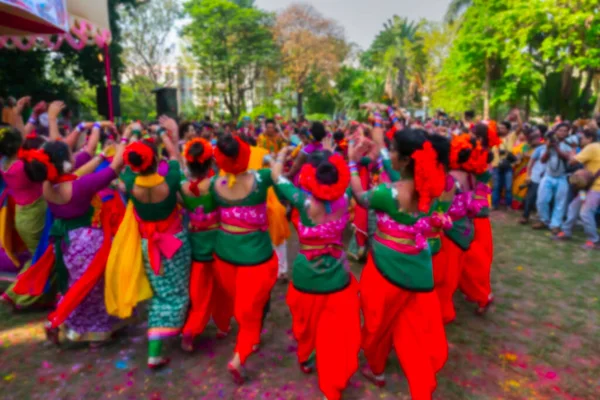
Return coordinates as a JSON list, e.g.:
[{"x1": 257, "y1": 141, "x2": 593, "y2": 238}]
[{"x1": 444, "y1": 0, "x2": 473, "y2": 24}]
